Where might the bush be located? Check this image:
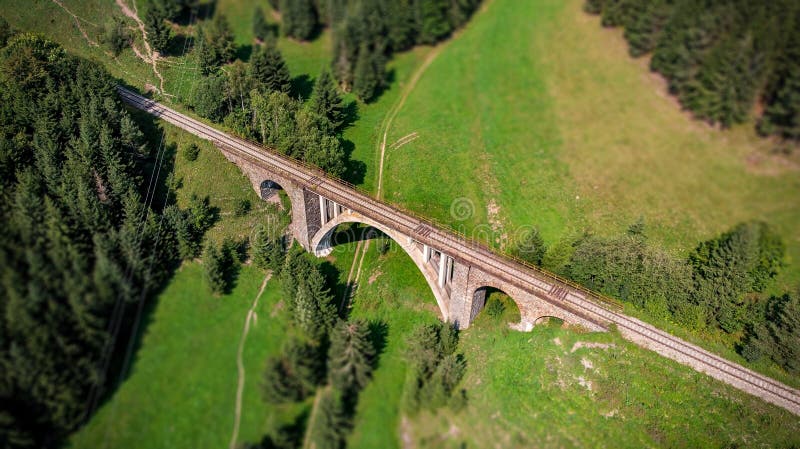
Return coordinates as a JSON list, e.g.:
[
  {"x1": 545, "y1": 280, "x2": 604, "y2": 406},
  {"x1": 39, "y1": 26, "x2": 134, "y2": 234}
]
[
  {"x1": 183, "y1": 142, "x2": 200, "y2": 161},
  {"x1": 234, "y1": 198, "x2": 251, "y2": 217},
  {"x1": 485, "y1": 297, "x2": 506, "y2": 318},
  {"x1": 402, "y1": 323, "x2": 466, "y2": 414}
]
